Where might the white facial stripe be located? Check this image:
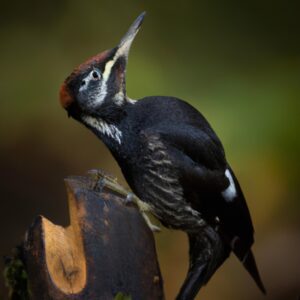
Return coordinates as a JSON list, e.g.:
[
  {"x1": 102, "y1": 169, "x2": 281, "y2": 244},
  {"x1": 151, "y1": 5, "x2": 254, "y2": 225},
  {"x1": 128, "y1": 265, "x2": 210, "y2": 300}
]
[
  {"x1": 102, "y1": 57, "x2": 125, "y2": 105},
  {"x1": 222, "y1": 169, "x2": 237, "y2": 201},
  {"x1": 102, "y1": 48, "x2": 123, "y2": 82},
  {"x1": 82, "y1": 115, "x2": 122, "y2": 144},
  {"x1": 102, "y1": 32, "x2": 135, "y2": 82},
  {"x1": 103, "y1": 59, "x2": 115, "y2": 81},
  {"x1": 81, "y1": 36, "x2": 137, "y2": 108}
]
